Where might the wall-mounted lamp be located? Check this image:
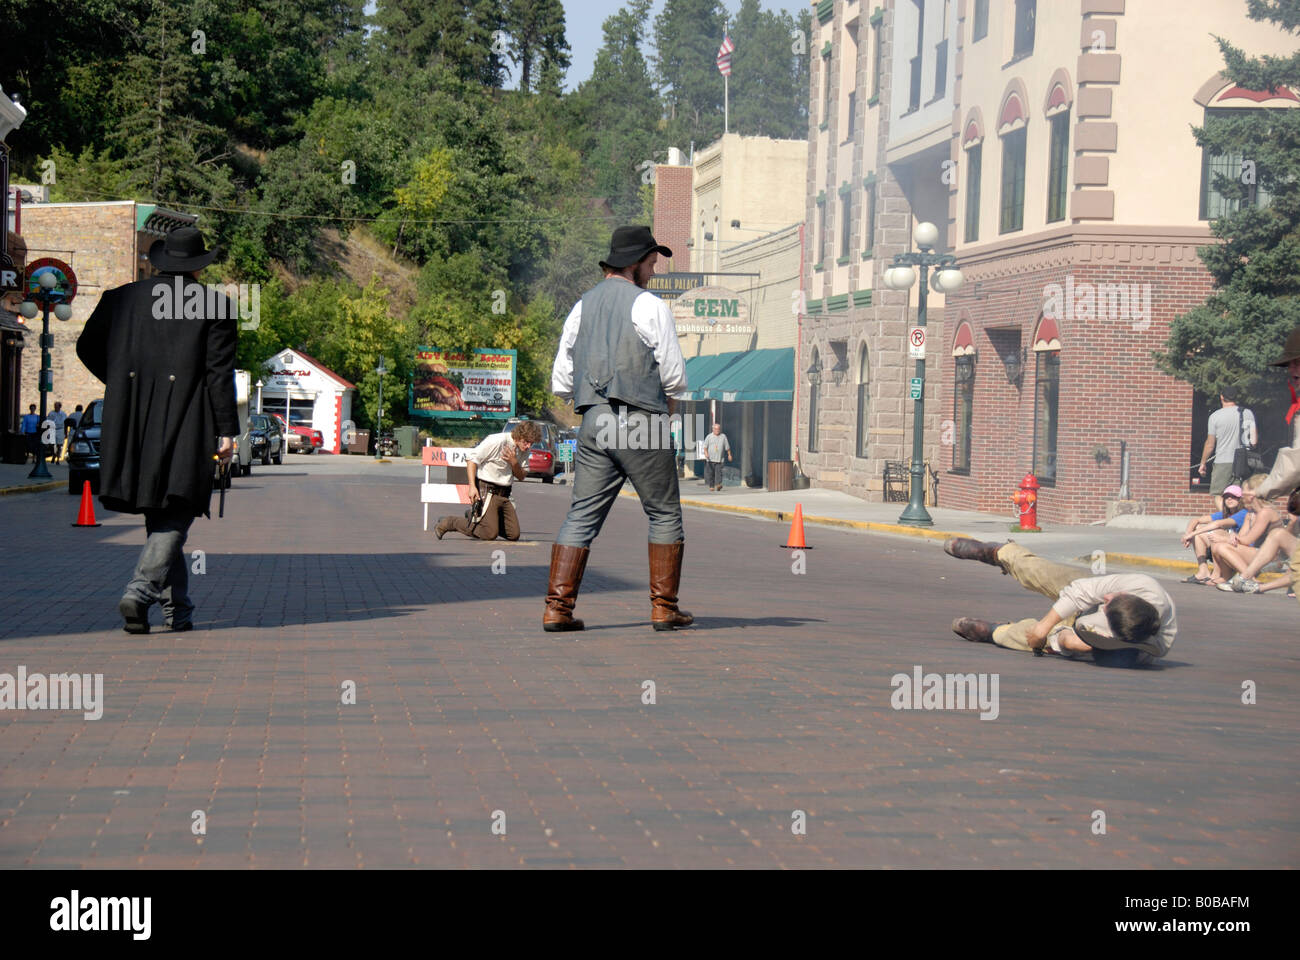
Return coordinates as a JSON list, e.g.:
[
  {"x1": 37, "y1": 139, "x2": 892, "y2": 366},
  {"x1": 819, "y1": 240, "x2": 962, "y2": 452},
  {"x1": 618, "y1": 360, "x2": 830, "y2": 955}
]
[{"x1": 1001, "y1": 347, "x2": 1026, "y2": 386}]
